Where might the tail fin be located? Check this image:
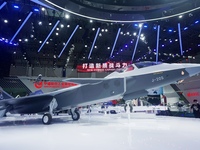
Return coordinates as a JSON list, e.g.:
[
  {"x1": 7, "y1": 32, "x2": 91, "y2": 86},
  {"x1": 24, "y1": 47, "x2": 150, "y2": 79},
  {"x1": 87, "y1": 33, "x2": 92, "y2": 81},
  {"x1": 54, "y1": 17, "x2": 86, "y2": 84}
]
[
  {"x1": 29, "y1": 89, "x2": 43, "y2": 96},
  {"x1": 0, "y1": 87, "x2": 14, "y2": 100}
]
